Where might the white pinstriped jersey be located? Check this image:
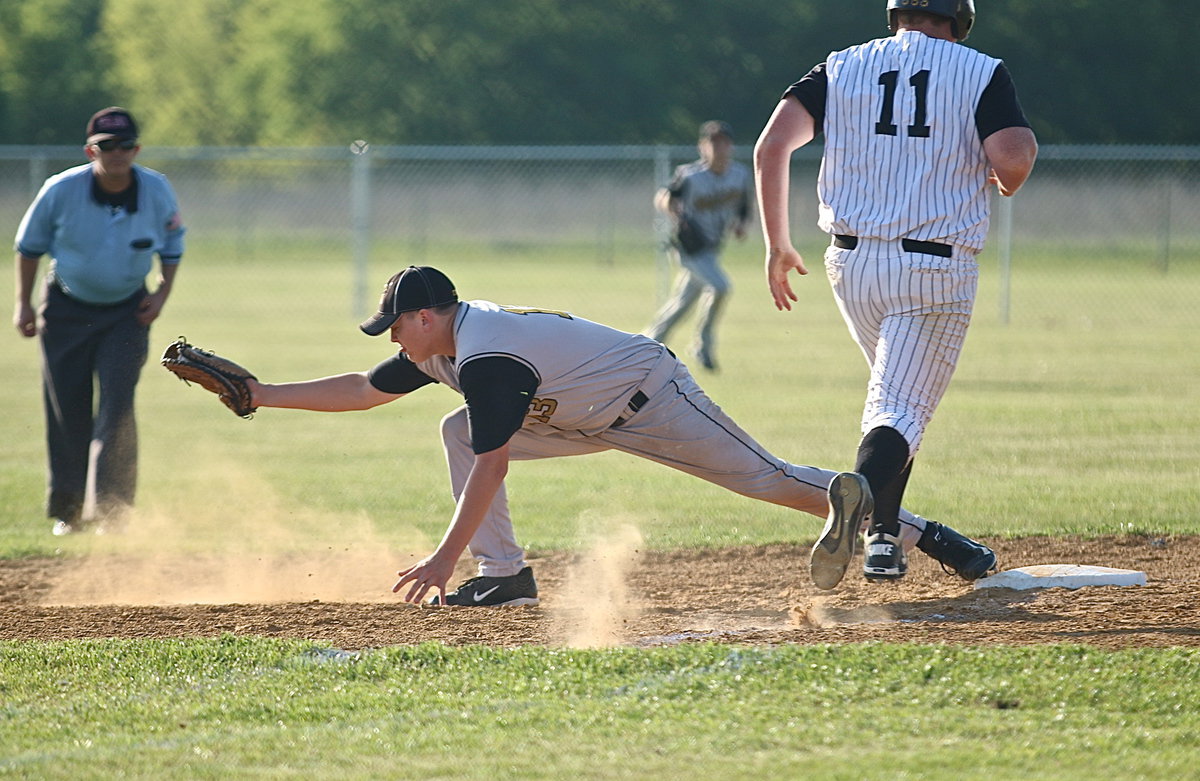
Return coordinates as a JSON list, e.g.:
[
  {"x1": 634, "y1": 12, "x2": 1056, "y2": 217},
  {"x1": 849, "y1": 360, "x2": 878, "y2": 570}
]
[{"x1": 818, "y1": 31, "x2": 1000, "y2": 250}]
